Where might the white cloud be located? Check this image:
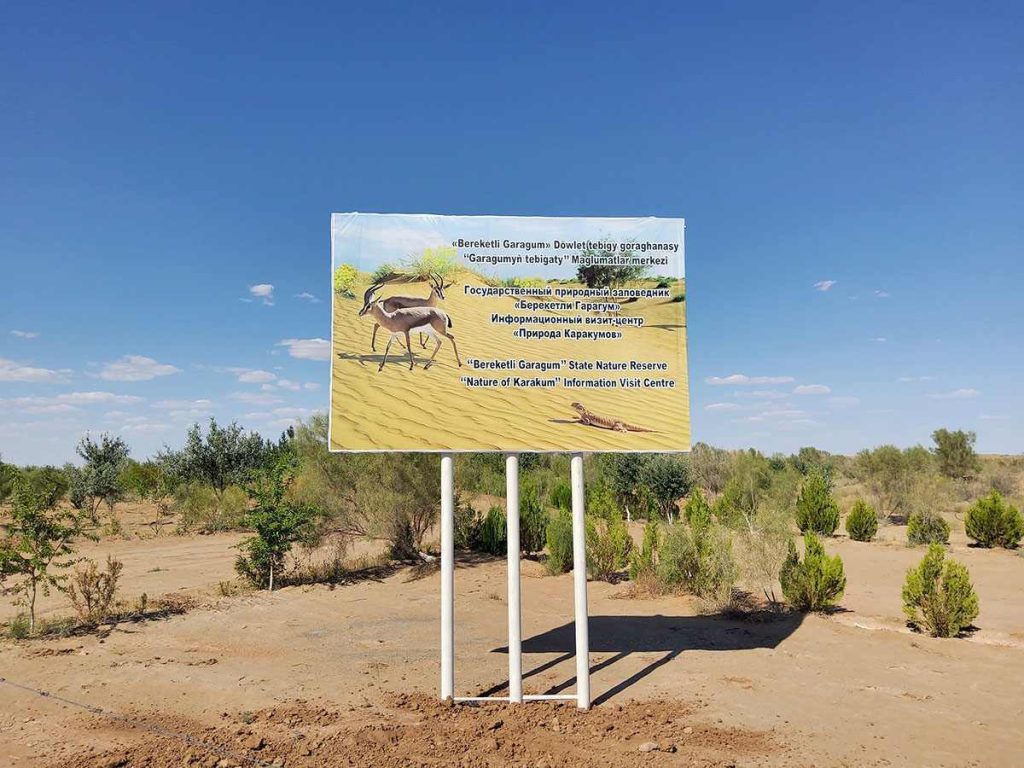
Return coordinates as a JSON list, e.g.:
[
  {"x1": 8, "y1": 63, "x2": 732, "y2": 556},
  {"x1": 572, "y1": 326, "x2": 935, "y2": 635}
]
[
  {"x1": 295, "y1": 292, "x2": 320, "y2": 303},
  {"x1": 95, "y1": 355, "x2": 180, "y2": 382},
  {"x1": 277, "y1": 338, "x2": 330, "y2": 362},
  {"x1": 874, "y1": 289, "x2": 891, "y2": 298},
  {"x1": 705, "y1": 374, "x2": 795, "y2": 386},
  {"x1": 898, "y1": 375, "x2": 933, "y2": 383},
  {"x1": 10, "y1": 330, "x2": 40, "y2": 339},
  {"x1": 928, "y1": 388, "x2": 979, "y2": 400},
  {"x1": 0, "y1": 357, "x2": 72, "y2": 383},
  {"x1": 2, "y1": 391, "x2": 144, "y2": 408},
  {"x1": 736, "y1": 390, "x2": 787, "y2": 400},
  {"x1": 870, "y1": 337, "x2": 887, "y2": 343},
  {"x1": 813, "y1": 280, "x2": 837, "y2": 292},
  {"x1": 120, "y1": 421, "x2": 172, "y2": 434},
  {"x1": 704, "y1": 402, "x2": 741, "y2": 412},
  {"x1": 249, "y1": 284, "x2": 275, "y2": 306},
  {"x1": 760, "y1": 408, "x2": 808, "y2": 419},
  {"x1": 230, "y1": 391, "x2": 283, "y2": 406},
  {"x1": 237, "y1": 369, "x2": 276, "y2": 384},
  {"x1": 152, "y1": 398, "x2": 214, "y2": 410},
  {"x1": 793, "y1": 384, "x2": 831, "y2": 395}
]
